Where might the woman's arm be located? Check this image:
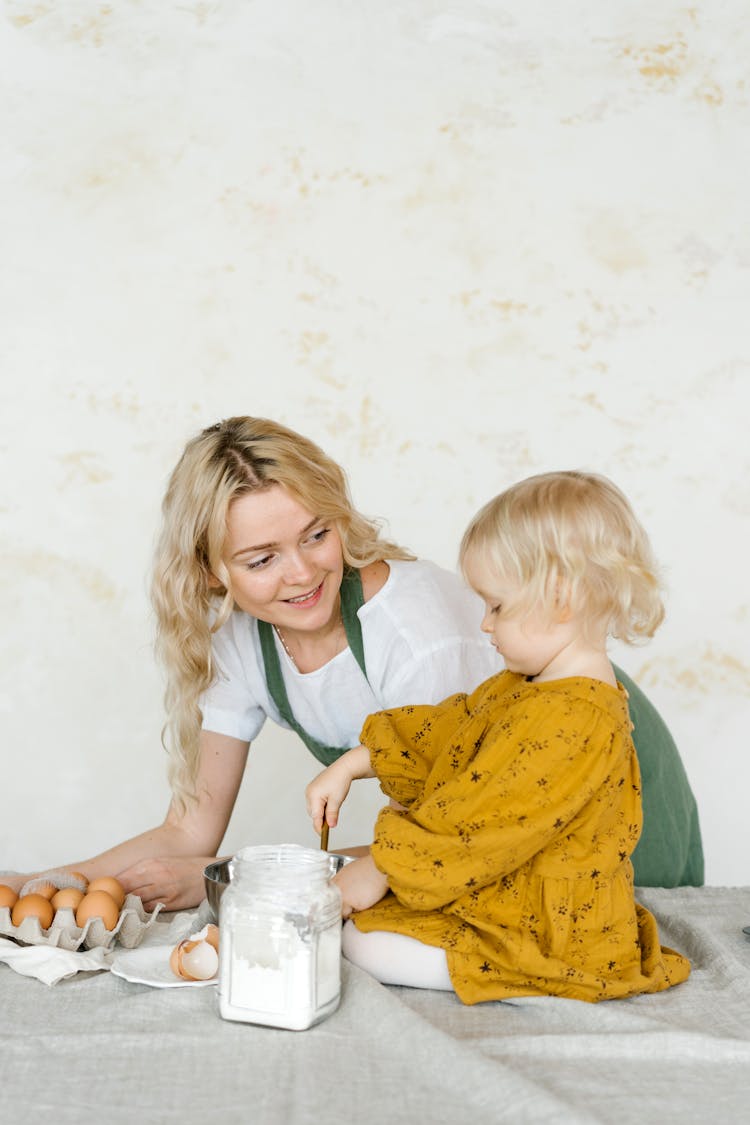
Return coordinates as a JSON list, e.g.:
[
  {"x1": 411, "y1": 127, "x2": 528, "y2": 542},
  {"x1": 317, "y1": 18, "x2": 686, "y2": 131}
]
[{"x1": 8, "y1": 730, "x2": 249, "y2": 911}]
